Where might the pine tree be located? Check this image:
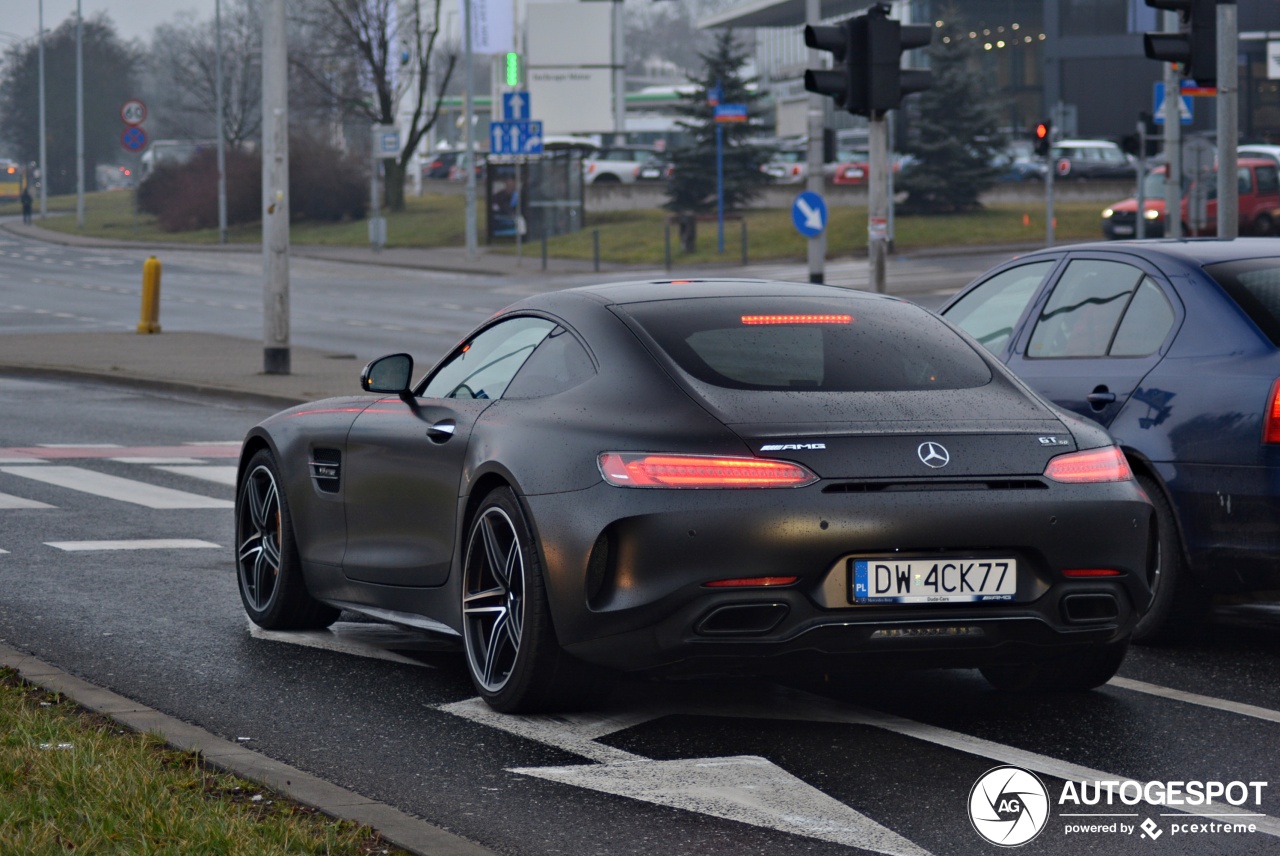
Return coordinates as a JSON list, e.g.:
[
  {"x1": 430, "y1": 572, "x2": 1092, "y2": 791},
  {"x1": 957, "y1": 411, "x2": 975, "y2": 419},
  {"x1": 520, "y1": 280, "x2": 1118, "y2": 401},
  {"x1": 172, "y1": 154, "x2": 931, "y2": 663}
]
[
  {"x1": 665, "y1": 29, "x2": 773, "y2": 251},
  {"x1": 897, "y1": 15, "x2": 1005, "y2": 214}
]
